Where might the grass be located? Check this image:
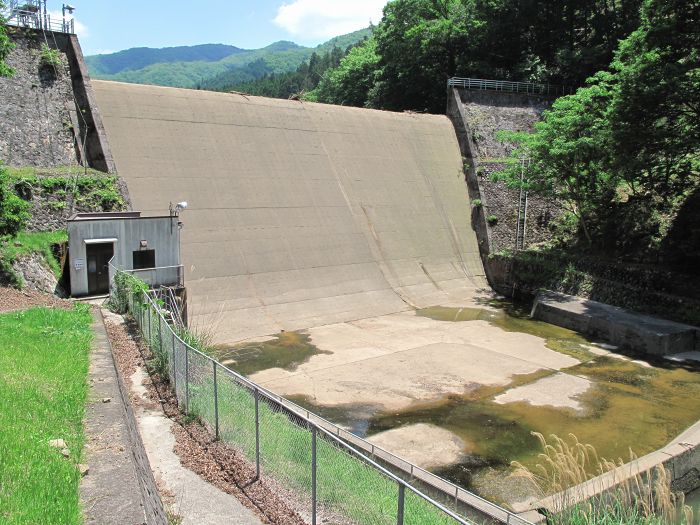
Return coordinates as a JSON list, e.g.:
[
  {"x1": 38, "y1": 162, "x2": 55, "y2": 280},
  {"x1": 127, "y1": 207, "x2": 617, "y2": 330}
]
[
  {"x1": 1, "y1": 230, "x2": 67, "y2": 277},
  {"x1": 513, "y1": 433, "x2": 696, "y2": 525},
  {"x1": 0, "y1": 304, "x2": 93, "y2": 524},
  {"x1": 134, "y1": 300, "x2": 466, "y2": 525}
]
